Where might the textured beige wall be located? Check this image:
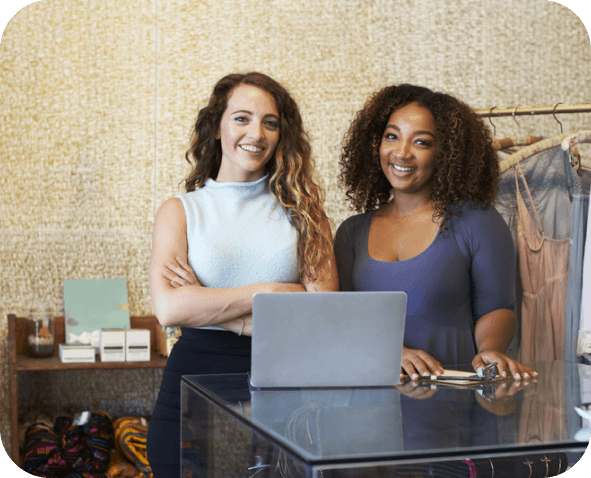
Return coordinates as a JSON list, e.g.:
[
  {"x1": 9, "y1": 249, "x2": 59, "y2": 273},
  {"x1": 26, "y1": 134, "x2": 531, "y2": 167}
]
[{"x1": 1, "y1": 0, "x2": 590, "y2": 459}]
